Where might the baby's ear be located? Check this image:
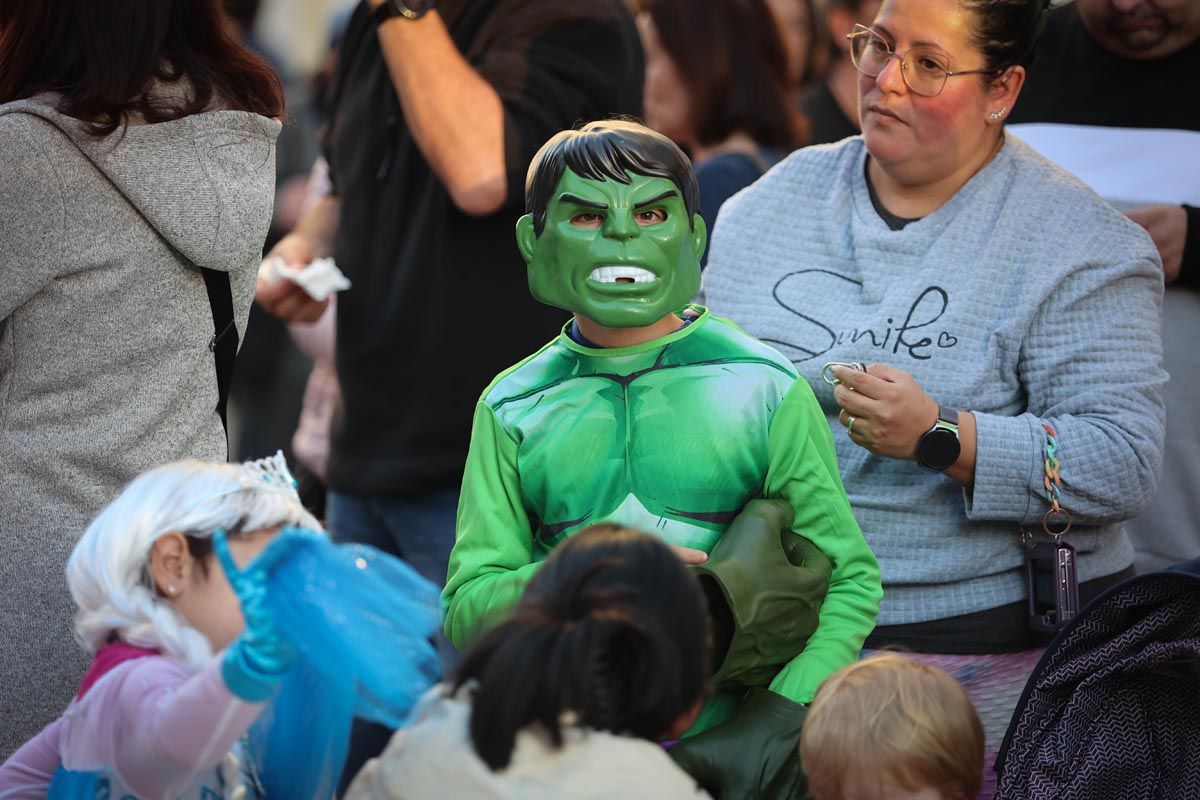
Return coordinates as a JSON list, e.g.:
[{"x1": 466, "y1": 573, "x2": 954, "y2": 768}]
[{"x1": 516, "y1": 214, "x2": 538, "y2": 265}]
